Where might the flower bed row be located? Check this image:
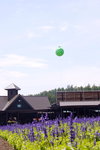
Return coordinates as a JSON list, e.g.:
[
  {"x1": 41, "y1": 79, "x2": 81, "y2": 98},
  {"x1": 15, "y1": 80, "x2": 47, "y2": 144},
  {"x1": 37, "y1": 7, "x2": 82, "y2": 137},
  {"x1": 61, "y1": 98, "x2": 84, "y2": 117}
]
[{"x1": 0, "y1": 114, "x2": 100, "y2": 149}]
